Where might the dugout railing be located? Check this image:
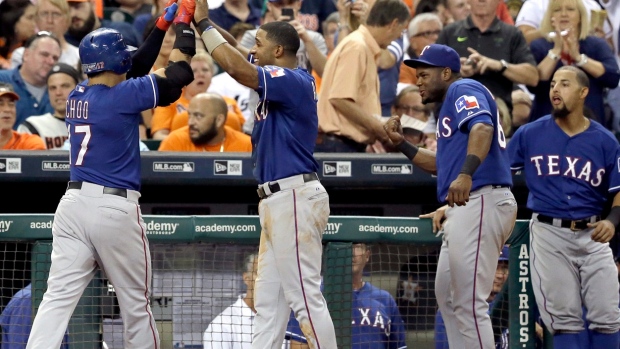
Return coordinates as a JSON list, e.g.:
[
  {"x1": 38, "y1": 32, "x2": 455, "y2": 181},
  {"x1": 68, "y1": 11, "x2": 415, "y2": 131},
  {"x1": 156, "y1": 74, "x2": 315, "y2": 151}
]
[{"x1": 0, "y1": 215, "x2": 537, "y2": 349}]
